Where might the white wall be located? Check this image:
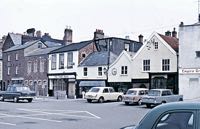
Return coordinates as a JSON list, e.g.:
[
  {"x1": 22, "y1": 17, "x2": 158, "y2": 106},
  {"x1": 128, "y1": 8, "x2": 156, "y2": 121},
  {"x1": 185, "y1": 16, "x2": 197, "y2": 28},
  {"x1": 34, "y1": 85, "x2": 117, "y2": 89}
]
[
  {"x1": 77, "y1": 65, "x2": 107, "y2": 80},
  {"x1": 48, "y1": 51, "x2": 79, "y2": 74},
  {"x1": 179, "y1": 24, "x2": 200, "y2": 99}
]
